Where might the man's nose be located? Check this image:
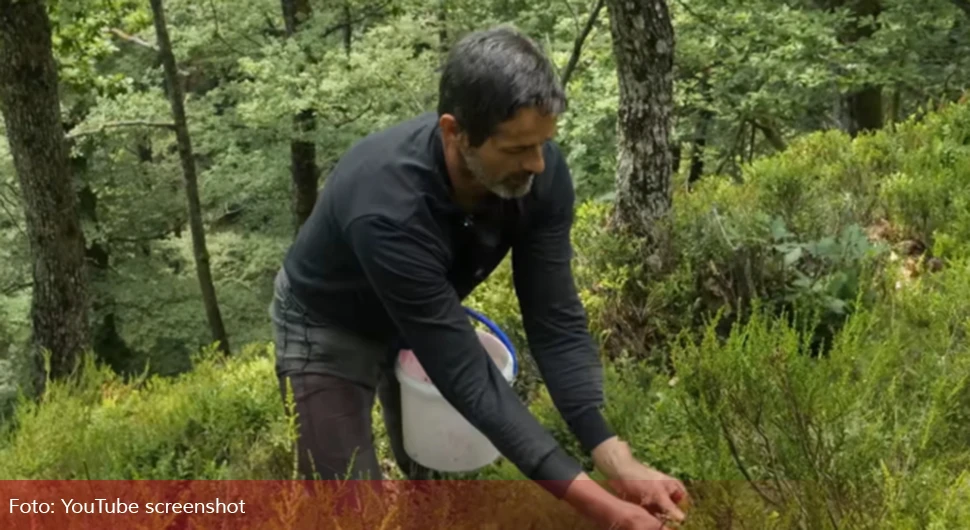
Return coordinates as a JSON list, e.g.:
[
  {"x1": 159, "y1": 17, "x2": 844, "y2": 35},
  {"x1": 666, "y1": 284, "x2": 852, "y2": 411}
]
[{"x1": 521, "y1": 146, "x2": 545, "y2": 175}]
